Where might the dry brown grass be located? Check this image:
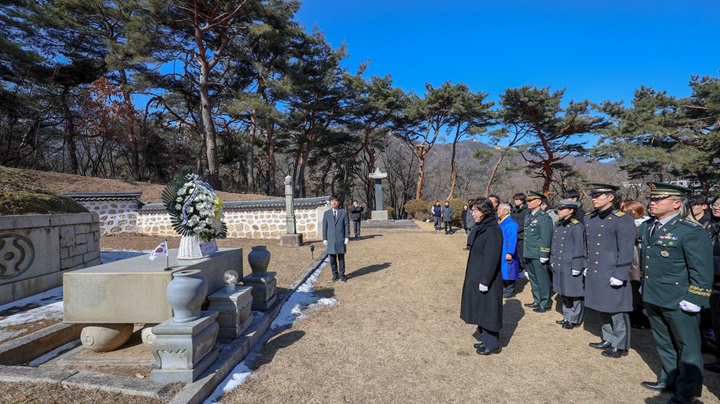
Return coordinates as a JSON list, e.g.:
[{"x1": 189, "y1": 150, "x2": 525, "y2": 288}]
[{"x1": 219, "y1": 221, "x2": 720, "y2": 403}]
